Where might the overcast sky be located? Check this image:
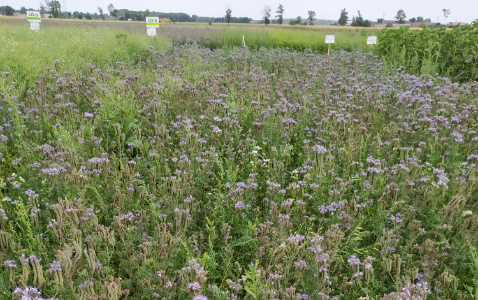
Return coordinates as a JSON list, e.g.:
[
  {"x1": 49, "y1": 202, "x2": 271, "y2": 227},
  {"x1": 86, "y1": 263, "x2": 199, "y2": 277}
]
[{"x1": 4, "y1": 0, "x2": 477, "y2": 23}]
